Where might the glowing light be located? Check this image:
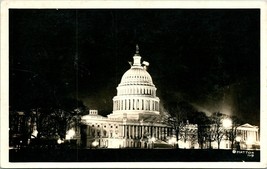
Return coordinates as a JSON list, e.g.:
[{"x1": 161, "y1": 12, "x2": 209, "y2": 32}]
[
  {"x1": 31, "y1": 130, "x2": 38, "y2": 138},
  {"x1": 57, "y1": 138, "x2": 63, "y2": 144},
  {"x1": 168, "y1": 136, "x2": 177, "y2": 145},
  {"x1": 92, "y1": 140, "x2": 99, "y2": 147},
  {"x1": 222, "y1": 118, "x2": 232, "y2": 128},
  {"x1": 66, "y1": 128, "x2": 75, "y2": 140},
  {"x1": 151, "y1": 137, "x2": 156, "y2": 142}
]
